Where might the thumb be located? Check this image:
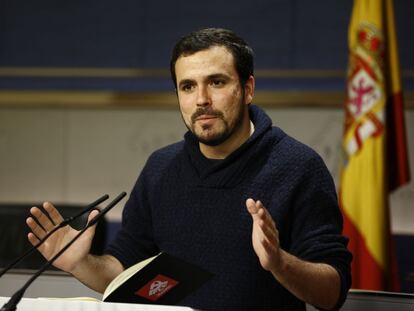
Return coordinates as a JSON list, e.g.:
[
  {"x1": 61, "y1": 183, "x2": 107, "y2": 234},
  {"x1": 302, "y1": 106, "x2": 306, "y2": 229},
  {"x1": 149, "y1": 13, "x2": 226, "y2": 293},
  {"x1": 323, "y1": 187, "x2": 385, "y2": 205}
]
[
  {"x1": 87, "y1": 209, "x2": 100, "y2": 224},
  {"x1": 246, "y1": 198, "x2": 260, "y2": 220},
  {"x1": 84, "y1": 209, "x2": 100, "y2": 235}
]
